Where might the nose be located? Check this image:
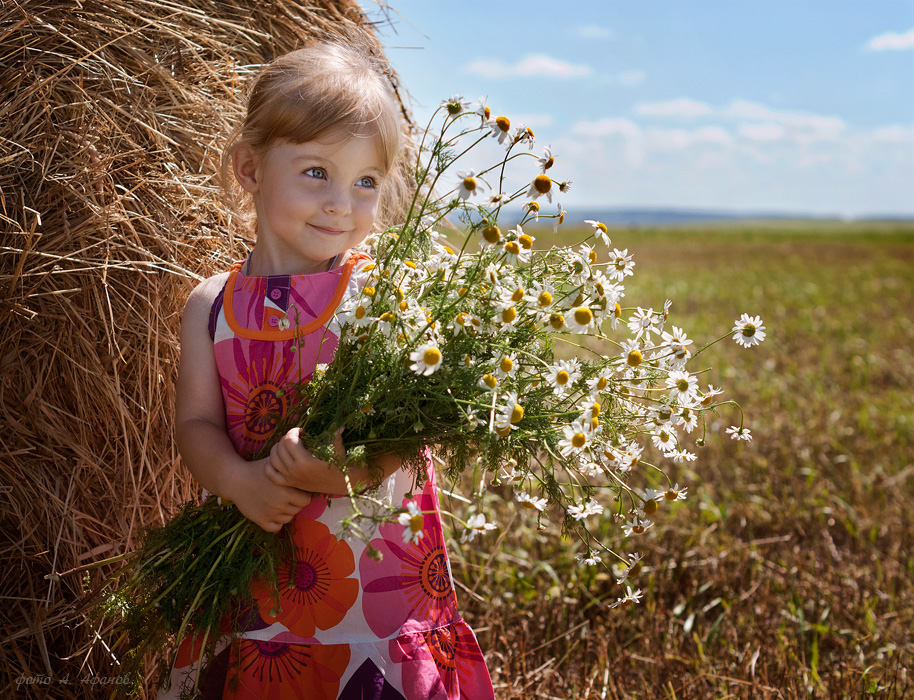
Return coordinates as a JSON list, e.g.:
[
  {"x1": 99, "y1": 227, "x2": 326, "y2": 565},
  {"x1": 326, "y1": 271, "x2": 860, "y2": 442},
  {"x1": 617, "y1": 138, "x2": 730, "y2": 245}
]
[{"x1": 323, "y1": 184, "x2": 351, "y2": 216}]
